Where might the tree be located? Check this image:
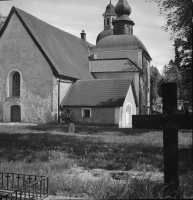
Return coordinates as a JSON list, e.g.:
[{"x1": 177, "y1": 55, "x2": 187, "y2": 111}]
[
  {"x1": 150, "y1": 66, "x2": 161, "y2": 101},
  {"x1": 0, "y1": 13, "x2": 6, "y2": 30},
  {"x1": 150, "y1": 66, "x2": 162, "y2": 113},
  {"x1": 145, "y1": 0, "x2": 192, "y2": 106},
  {"x1": 174, "y1": 37, "x2": 192, "y2": 106},
  {"x1": 161, "y1": 60, "x2": 183, "y2": 101},
  {"x1": 145, "y1": 0, "x2": 192, "y2": 39}
]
